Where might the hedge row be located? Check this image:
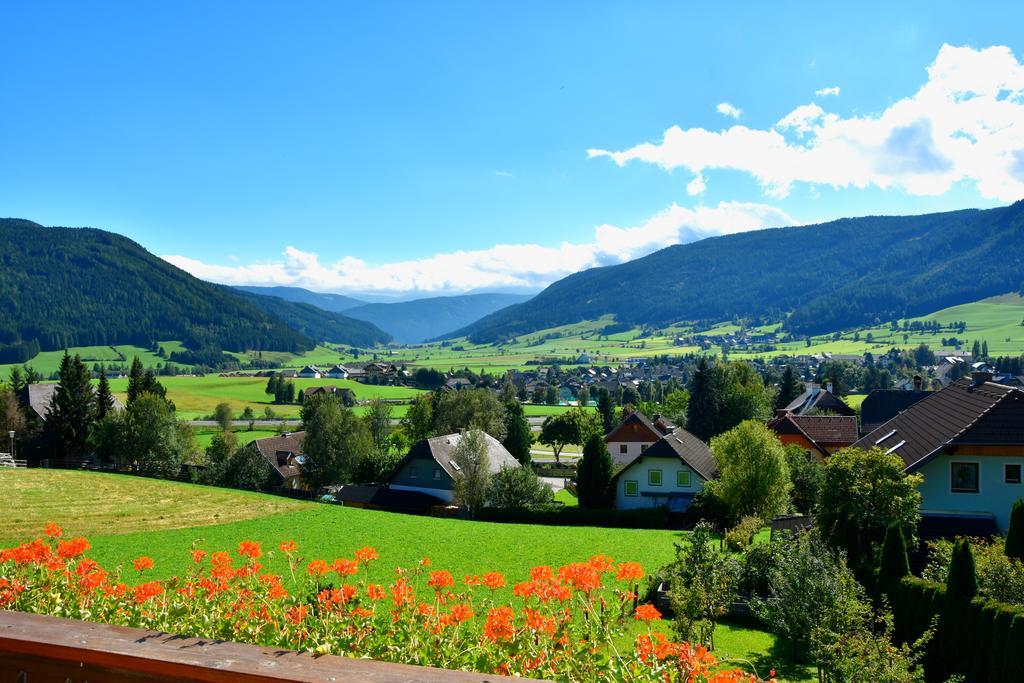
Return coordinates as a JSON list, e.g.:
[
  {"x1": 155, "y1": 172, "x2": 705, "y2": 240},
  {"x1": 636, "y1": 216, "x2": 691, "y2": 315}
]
[
  {"x1": 891, "y1": 577, "x2": 1024, "y2": 682},
  {"x1": 477, "y1": 505, "x2": 671, "y2": 529}
]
